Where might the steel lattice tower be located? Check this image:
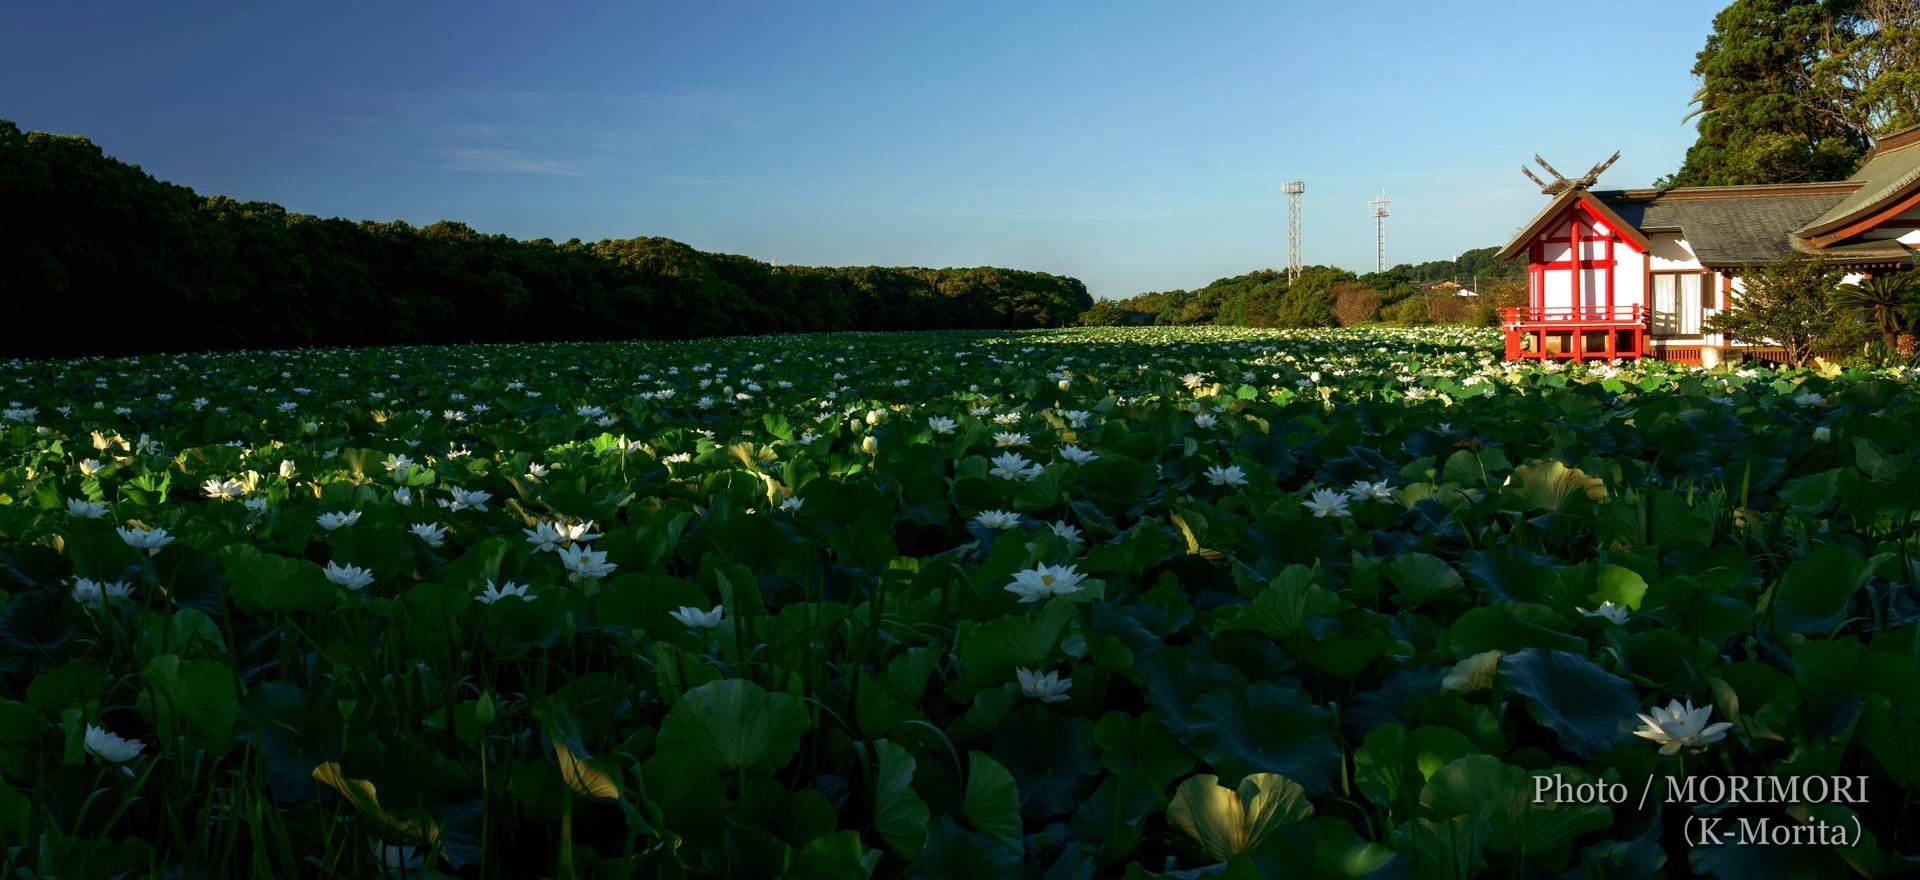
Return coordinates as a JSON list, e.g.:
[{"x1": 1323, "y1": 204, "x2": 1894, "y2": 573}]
[
  {"x1": 1282, "y1": 180, "x2": 1305, "y2": 282},
  {"x1": 1369, "y1": 191, "x2": 1390, "y2": 272}
]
